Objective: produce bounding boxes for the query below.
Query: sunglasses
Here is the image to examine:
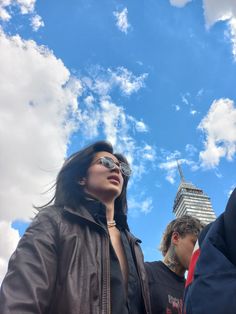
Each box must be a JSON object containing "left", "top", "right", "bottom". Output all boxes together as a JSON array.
[{"left": 93, "top": 156, "right": 132, "bottom": 177}]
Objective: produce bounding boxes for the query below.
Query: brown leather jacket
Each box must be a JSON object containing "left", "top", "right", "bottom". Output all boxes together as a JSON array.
[{"left": 0, "top": 203, "right": 151, "bottom": 314}]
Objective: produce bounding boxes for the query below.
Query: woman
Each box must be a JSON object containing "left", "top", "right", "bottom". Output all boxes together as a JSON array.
[{"left": 0, "top": 141, "right": 151, "bottom": 314}]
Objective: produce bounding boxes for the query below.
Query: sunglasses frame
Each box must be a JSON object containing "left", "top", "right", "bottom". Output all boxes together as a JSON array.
[{"left": 93, "top": 156, "right": 132, "bottom": 177}]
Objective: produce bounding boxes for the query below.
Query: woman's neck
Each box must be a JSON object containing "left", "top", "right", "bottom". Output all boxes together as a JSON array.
[{"left": 104, "top": 201, "right": 115, "bottom": 222}]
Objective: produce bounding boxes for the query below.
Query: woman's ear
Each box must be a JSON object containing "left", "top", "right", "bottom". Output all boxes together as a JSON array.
[{"left": 78, "top": 178, "right": 86, "bottom": 186}]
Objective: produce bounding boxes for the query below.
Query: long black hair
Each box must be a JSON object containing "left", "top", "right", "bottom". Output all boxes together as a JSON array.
[{"left": 40, "top": 141, "right": 130, "bottom": 215}]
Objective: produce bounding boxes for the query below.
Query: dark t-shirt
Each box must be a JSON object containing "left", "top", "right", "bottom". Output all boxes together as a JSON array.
[
  {"left": 110, "top": 230, "right": 145, "bottom": 314},
  {"left": 145, "top": 261, "right": 185, "bottom": 314}
]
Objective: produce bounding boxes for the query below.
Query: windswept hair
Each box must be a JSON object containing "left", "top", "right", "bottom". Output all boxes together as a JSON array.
[
  {"left": 38, "top": 140, "right": 130, "bottom": 215},
  {"left": 160, "top": 215, "right": 204, "bottom": 256}
]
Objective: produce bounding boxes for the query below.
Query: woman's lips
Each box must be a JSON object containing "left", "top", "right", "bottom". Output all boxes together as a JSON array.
[{"left": 107, "top": 175, "right": 120, "bottom": 184}]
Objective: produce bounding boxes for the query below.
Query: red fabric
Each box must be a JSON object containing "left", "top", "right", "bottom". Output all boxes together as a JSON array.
[{"left": 185, "top": 244, "right": 200, "bottom": 288}]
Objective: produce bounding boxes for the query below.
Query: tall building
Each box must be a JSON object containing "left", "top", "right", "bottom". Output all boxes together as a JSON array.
[{"left": 173, "top": 161, "right": 216, "bottom": 225}]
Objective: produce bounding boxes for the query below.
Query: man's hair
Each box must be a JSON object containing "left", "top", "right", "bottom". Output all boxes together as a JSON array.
[
  {"left": 38, "top": 140, "right": 130, "bottom": 215},
  {"left": 160, "top": 215, "right": 204, "bottom": 256}
]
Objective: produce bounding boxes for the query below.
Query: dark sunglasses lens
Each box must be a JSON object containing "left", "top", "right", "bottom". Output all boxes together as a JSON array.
[
  {"left": 120, "top": 162, "right": 132, "bottom": 176},
  {"left": 101, "top": 157, "right": 115, "bottom": 169},
  {"left": 100, "top": 157, "right": 131, "bottom": 176}
]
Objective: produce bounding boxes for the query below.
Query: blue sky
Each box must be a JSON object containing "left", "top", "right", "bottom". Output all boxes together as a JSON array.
[{"left": 1, "top": 0, "right": 236, "bottom": 282}]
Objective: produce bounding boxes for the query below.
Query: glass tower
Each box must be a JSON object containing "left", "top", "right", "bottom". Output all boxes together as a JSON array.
[{"left": 173, "top": 162, "right": 216, "bottom": 225}]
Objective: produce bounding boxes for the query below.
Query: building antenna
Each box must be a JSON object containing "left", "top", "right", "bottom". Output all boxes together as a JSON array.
[{"left": 176, "top": 159, "right": 185, "bottom": 182}]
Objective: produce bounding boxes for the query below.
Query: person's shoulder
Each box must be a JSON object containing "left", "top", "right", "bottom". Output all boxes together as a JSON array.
[
  {"left": 145, "top": 260, "right": 162, "bottom": 268},
  {"left": 31, "top": 205, "right": 64, "bottom": 227},
  {"left": 145, "top": 261, "right": 163, "bottom": 276}
]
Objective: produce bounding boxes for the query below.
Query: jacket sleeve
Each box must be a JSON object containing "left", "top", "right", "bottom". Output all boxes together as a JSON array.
[{"left": 0, "top": 208, "right": 60, "bottom": 314}]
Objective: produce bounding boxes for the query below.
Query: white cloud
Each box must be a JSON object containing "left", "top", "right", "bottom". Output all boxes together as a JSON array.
[
  {"left": 185, "top": 144, "right": 198, "bottom": 156},
  {"left": 0, "top": 222, "right": 20, "bottom": 283},
  {"left": 203, "top": 0, "right": 236, "bottom": 27},
  {"left": 109, "top": 67, "right": 148, "bottom": 96},
  {"left": 129, "top": 196, "right": 153, "bottom": 217},
  {"left": 181, "top": 93, "right": 190, "bottom": 105},
  {"left": 0, "top": 0, "right": 44, "bottom": 32},
  {"left": 169, "top": 0, "right": 192, "bottom": 8},
  {"left": 142, "top": 144, "right": 156, "bottom": 161},
  {"left": 100, "top": 98, "right": 126, "bottom": 146},
  {"left": 86, "top": 66, "right": 147, "bottom": 97},
  {"left": 31, "top": 14, "right": 44, "bottom": 31},
  {"left": 0, "top": 31, "right": 82, "bottom": 222},
  {"left": 0, "top": 0, "right": 35, "bottom": 21},
  {"left": 228, "top": 17, "right": 236, "bottom": 58},
  {"left": 135, "top": 121, "right": 148, "bottom": 132},
  {"left": 202, "top": 0, "right": 236, "bottom": 59},
  {"left": 198, "top": 98, "right": 236, "bottom": 168},
  {"left": 0, "top": 2, "right": 11, "bottom": 21},
  {"left": 16, "top": 0, "right": 35, "bottom": 14},
  {"left": 113, "top": 8, "right": 130, "bottom": 34},
  {"left": 190, "top": 109, "right": 197, "bottom": 115},
  {"left": 175, "top": 105, "right": 180, "bottom": 111}
]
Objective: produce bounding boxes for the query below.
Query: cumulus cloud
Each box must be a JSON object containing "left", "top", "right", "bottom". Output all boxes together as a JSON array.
[
  {"left": 202, "top": 0, "right": 236, "bottom": 59},
  {"left": 0, "top": 0, "right": 35, "bottom": 21},
  {"left": 0, "top": 31, "right": 82, "bottom": 222},
  {"left": 113, "top": 8, "right": 130, "bottom": 34},
  {"left": 0, "top": 222, "right": 20, "bottom": 283},
  {"left": 198, "top": 98, "right": 236, "bottom": 168},
  {"left": 203, "top": 0, "right": 236, "bottom": 27},
  {"left": 31, "top": 14, "right": 44, "bottom": 31},
  {"left": 169, "top": 0, "right": 192, "bottom": 8},
  {"left": 0, "top": 1, "right": 11, "bottom": 21},
  {"left": 129, "top": 196, "right": 153, "bottom": 217}
]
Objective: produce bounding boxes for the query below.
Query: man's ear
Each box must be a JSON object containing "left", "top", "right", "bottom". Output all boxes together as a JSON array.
[
  {"left": 171, "top": 231, "right": 180, "bottom": 245},
  {"left": 78, "top": 178, "right": 86, "bottom": 186}
]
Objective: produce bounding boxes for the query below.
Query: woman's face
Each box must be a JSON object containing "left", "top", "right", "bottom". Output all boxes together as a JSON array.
[{"left": 82, "top": 151, "right": 124, "bottom": 203}]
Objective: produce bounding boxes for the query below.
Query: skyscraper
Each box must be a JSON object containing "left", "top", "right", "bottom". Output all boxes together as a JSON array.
[{"left": 173, "top": 161, "right": 216, "bottom": 225}]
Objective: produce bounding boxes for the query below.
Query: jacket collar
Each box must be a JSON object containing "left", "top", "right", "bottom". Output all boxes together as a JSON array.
[{"left": 63, "top": 196, "right": 129, "bottom": 231}]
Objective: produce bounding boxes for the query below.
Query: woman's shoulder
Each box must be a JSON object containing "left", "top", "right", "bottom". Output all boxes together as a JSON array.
[{"left": 31, "top": 205, "right": 65, "bottom": 228}]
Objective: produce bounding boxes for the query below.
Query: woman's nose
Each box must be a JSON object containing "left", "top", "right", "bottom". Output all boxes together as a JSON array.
[{"left": 111, "top": 164, "right": 121, "bottom": 174}]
